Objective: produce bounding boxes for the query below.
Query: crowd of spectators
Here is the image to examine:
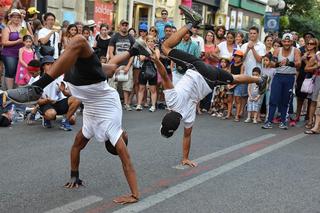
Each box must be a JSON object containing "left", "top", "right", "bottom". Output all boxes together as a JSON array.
[{"left": 0, "top": 7, "right": 320, "bottom": 135}]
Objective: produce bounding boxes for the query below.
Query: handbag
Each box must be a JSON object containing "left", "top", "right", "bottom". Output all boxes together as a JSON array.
[
  {"left": 114, "top": 66, "right": 129, "bottom": 82},
  {"left": 141, "top": 60, "right": 157, "bottom": 80},
  {"left": 301, "top": 76, "right": 315, "bottom": 94},
  {"left": 40, "top": 32, "right": 55, "bottom": 57}
]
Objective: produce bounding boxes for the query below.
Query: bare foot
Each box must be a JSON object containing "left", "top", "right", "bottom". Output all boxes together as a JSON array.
[
  {"left": 113, "top": 194, "right": 139, "bottom": 205},
  {"left": 181, "top": 159, "right": 197, "bottom": 167}
]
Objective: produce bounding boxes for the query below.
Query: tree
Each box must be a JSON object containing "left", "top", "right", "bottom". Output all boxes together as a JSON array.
[{"left": 282, "top": 0, "right": 320, "bottom": 37}]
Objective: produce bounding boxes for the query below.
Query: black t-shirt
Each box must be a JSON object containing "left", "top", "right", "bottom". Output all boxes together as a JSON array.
[
  {"left": 64, "top": 54, "right": 106, "bottom": 86},
  {"left": 231, "top": 63, "right": 242, "bottom": 75},
  {"left": 95, "top": 34, "right": 110, "bottom": 58},
  {"left": 108, "top": 33, "right": 135, "bottom": 65}
]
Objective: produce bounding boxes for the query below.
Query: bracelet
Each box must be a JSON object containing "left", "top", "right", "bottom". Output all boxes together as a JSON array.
[{"left": 71, "top": 170, "right": 79, "bottom": 178}]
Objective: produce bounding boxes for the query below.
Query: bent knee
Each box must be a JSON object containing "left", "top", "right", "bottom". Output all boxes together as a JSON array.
[{"left": 44, "top": 109, "right": 56, "bottom": 120}]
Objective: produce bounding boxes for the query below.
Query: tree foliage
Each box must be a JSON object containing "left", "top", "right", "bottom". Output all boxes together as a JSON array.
[{"left": 282, "top": 0, "right": 320, "bottom": 37}]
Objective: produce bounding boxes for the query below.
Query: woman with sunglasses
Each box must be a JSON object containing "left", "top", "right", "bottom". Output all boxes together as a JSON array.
[
  {"left": 303, "top": 38, "right": 320, "bottom": 130},
  {"left": 148, "top": 26, "right": 160, "bottom": 46}
]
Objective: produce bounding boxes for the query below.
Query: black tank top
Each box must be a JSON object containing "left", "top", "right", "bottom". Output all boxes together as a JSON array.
[
  {"left": 231, "top": 63, "right": 242, "bottom": 75},
  {"left": 64, "top": 54, "right": 106, "bottom": 86}
]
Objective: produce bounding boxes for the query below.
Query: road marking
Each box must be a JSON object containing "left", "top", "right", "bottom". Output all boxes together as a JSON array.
[
  {"left": 173, "top": 134, "right": 276, "bottom": 169},
  {"left": 113, "top": 133, "right": 305, "bottom": 213},
  {"left": 44, "top": 195, "right": 103, "bottom": 213}
]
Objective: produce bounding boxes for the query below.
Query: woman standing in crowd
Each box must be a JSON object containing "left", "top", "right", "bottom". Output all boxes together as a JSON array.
[
  {"left": 305, "top": 93, "right": 320, "bottom": 134},
  {"left": 304, "top": 38, "right": 320, "bottom": 130},
  {"left": 264, "top": 35, "right": 274, "bottom": 54},
  {"left": 128, "top": 27, "right": 137, "bottom": 39},
  {"left": 19, "top": 9, "right": 33, "bottom": 35},
  {"left": 132, "top": 23, "right": 148, "bottom": 106},
  {"left": 202, "top": 30, "right": 218, "bottom": 67},
  {"left": 31, "top": 19, "right": 42, "bottom": 57},
  {"left": 272, "top": 39, "right": 281, "bottom": 51},
  {"left": 215, "top": 31, "right": 239, "bottom": 60},
  {"left": 62, "top": 24, "right": 78, "bottom": 50},
  {"left": 235, "top": 31, "right": 245, "bottom": 47},
  {"left": 93, "top": 24, "right": 111, "bottom": 59},
  {"left": 15, "top": 35, "right": 36, "bottom": 86},
  {"left": 136, "top": 35, "right": 159, "bottom": 112},
  {"left": 1, "top": 9, "right": 25, "bottom": 89},
  {"left": 148, "top": 26, "right": 159, "bottom": 45},
  {"left": 199, "top": 30, "right": 218, "bottom": 113}
]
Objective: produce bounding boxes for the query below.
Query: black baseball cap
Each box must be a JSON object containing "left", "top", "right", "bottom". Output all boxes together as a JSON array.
[
  {"left": 0, "top": 115, "right": 11, "bottom": 127},
  {"left": 160, "top": 111, "right": 182, "bottom": 138},
  {"left": 303, "top": 31, "right": 315, "bottom": 39}
]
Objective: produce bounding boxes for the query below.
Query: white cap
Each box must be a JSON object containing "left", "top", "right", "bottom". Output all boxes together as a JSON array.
[
  {"left": 8, "top": 9, "right": 22, "bottom": 17},
  {"left": 282, "top": 33, "right": 293, "bottom": 41}
]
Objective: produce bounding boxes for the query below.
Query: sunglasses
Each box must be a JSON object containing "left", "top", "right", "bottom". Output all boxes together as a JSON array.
[
  {"left": 307, "top": 42, "right": 315, "bottom": 45},
  {"left": 150, "top": 30, "right": 157, "bottom": 32},
  {"left": 161, "top": 13, "right": 168, "bottom": 15},
  {"left": 139, "top": 30, "right": 147, "bottom": 33}
]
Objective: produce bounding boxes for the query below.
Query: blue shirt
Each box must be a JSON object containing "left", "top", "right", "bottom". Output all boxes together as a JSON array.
[
  {"left": 155, "top": 20, "right": 173, "bottom": 40},
  {"left": 173, "top": 40, "right": 201, "bottom": 72}
]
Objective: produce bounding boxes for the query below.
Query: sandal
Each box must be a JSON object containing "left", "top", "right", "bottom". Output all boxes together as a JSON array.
[
  {"left": 304, "top": 123, "right": 313, "bottom": 129},
  {"left": 304, "top": 129, "right": 320, "bottom": 134}
]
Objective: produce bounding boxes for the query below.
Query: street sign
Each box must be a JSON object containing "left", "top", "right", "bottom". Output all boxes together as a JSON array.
[{"left": 264, "top": 12, "right": 280, "bottom": 32}]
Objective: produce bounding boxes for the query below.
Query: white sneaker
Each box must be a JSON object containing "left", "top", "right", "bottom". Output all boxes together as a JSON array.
[
  {"left": 124, "top": 104, "right": 132, "bottom": 111},
  {"left": 135, "top": 105, "right": 143, "bottom": 111},
  {"left": 149, "top": 106, "right": 156, "bottom": 112},
  {"left": 253, "top": 119, "right": 258, "bottom": 124},
  {"left": 244, "top": 118, "right": 252, "bottom": 123}
]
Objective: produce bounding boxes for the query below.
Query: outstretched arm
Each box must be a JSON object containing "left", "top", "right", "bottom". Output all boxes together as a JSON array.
[{"left": 151, "top": 53, "right": 174, "bottom": 90}]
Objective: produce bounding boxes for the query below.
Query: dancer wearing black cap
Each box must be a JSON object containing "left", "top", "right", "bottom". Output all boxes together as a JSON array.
[
  {"left": 5, "top": 32, "right": 152, "bottom": 204},
  {"left": 153, "top": 5, "right": 269, "bottom": 167}
]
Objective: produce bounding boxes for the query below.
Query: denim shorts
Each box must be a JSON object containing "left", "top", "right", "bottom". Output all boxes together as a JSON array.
[
  {"left": 2, "top": 55, "right": 18, "bottom": 78},
  {"left": 234, "top": 84, "right": 248, "bottom": 97}
]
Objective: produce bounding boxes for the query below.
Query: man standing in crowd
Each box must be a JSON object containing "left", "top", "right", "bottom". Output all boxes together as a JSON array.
[
  {"left": 215, "top": 26, "right": 226, "bottom": 45},
  {"left": 108, "top": 19, "right": 135, "bottom": 111},
  {"left": 155, "top": 9, "right": 173, "bottom": 40},
  {"left": 241, "top": 26, "right": 266, "bottom": 76},
  {"left": 191, "top": 25, "right": 205, "bottom": 56},
  {"left": 172, "top": 30, "right": 201, "bottom": 85},
  {"left": 38, "top": 12, "right": 60, "bottom": 60},
  {"left": 262, "top": 33, "right": 301, "bottom": 130}
]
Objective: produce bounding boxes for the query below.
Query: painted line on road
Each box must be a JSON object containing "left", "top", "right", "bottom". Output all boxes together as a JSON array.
[
  {"left": 44, "top": 195, "right": 103, "bottom": 213},
  {"left": 173, "top": 133, "right": 276, "bottom": 169},
  {"left": 113, "top": 133, "right": 305, "bottom": 213}
]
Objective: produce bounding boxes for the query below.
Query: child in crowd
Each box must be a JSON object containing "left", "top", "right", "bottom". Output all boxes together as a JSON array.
[
  {"left": 15, "top": 35, "right": 36, "bottom": 86},
  {"left": 261, "top": 53, "right": 275, "bottom": 120},
  {"left": 25, "top": 59, "right": 41, "bottom": 124},
  {"left": 211, "top": 57, "right": 230, "bottom": 117},
  {"left": 245, "top": 67, "right": 264, "bottom": 123},
  {"left": 231, "top": 50, "right": 246, "bottom": 122}
]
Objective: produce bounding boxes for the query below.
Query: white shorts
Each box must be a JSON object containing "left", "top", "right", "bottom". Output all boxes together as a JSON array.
[{"left": 82, "top": 113, "right": 123, "bottom": 146}]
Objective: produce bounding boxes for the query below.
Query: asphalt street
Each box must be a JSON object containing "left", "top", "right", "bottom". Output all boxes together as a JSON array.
[{"left": 0, "top": 110, "right": 320, "bottom": 213}]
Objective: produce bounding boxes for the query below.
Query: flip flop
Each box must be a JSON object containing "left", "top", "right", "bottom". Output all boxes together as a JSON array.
[{"left": 304, "top": 130, "right": 320, "bottom": 135}]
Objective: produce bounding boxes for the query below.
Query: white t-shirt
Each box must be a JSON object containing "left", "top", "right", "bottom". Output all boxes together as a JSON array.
[
  {"left": 164, "top": 69, "right": 211, "bottom": 128},
  {"left": 67, "top": 81, "right": 123, "bottom": 145},
  {"left": 28, "top": 76, "right": 40, "bottom": 85},
  {"left": 241, "top": 41, "right": 266, "bottom": 76},
  {"left": 42, "top": 75, "right": 66, "bottom": 101},
  {"left": 38, "top": 27, "right": 60, "bottom": 59},
  {"left": 217, "top": 41, "right": 239, "bottom": 59},
  {"left": 191, "top": 35, "right": 205, "bottom": 53}
]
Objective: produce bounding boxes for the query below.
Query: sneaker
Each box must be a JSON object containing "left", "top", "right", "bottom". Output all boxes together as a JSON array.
[
  {"left": 179, "top": 5, "right": 203, "bottom": 26},
  {"left": 289, "top": 119, "right": 297, "bottom": 127},
  {"left": 272, "top": 117, "right": 281, "bottom": 124},
  {"left": 6, "top": 85, "right": 43, "bottom": 104},
  {"left": 244, "top": 118, "right": 252, "bottom": 123},
  {"left": 42, "top": 118, "right": 52, "bottom": 128},
  {"left": 258, "top": 75, "right": 269, "bottom": 95},
  {"left": 253, "top": 119, "right": 258, "bottom": 124},
  {"left": 124, "top": 104, "right": 132, "bottom": 111},
  {"left": 279, "top": 122, "right": 288, "bottom": 130},
  {"left": 149, "top": 106, "right": 156, "bottom": 112},
  {"left": 60, "top": 119, "right": 72, "bottom": 131},
  {"left": 135, "top": 105, "right": 143, "bottom": 111},
  {"left": 131, "top": 38, "right": 152, "bottom": 57},
  {"left": 262, "top": 122, "right": 273, "bottom": 129}
]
